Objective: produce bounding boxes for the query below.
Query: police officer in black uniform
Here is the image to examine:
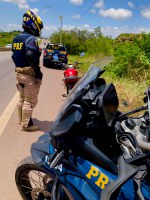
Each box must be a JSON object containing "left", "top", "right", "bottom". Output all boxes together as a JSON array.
[{"left": 12, "top": 10, "right": 43, "bottom": 131}]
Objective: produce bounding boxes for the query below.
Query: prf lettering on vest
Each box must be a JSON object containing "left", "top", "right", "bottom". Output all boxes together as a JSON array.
[
  {"left": 13, "top": 43, "right": 23, "bottom": 50},
  {"left": 86, "top": 166, "right": 109, "bottom": 189}
]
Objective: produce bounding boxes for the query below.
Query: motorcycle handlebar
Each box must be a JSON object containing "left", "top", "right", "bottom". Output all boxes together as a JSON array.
[
  {"left": 115, "top": 122, "right": 142, "bottom": 155},
  {"left": 117, "top": 132, "right": 140, "bottom": 153},
  {"left": 118, "top": 105, "right": 148, "bottom": 121}
]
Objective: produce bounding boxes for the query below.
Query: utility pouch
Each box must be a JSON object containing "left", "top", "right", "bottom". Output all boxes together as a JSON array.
[{"left": 15, "top": 67, "right": 35, "bottom": 76}]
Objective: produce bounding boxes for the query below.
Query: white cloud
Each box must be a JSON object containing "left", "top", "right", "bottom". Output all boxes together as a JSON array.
[
  {"left": 128, "top": 2, "right": 135, "bottom": 8},
  {"left": 41, "top": 24, "right": 95, "bottom": 38},
  {"left": 99, "top": 8, "right": 132, "bottom": 19},
  {"left": 2, "top": 23, "right": 150, "bottom": 39},
  {"left": 72, "top": 14, "right": 81, "bottom": 19},
  {"left": 42, "top": 9, "right": 48, "bottom": 15},
  {"left": 0, "top": 0, "right": 29, "bottom": 10},
  {"left": 43, "top": 25, "right": 58, "bottom": 33},
  {"left": 40, "top": 24, "right": 119, "bottom": 38},
  {"left": 141, "top": 7, "right": 150, "bottom": 19},
  {"left": 0, "top": 23, "right": 22, "bottom": 32},
  {"left": 94, "top": 0, "right": 104, "bottom": 8},
  {"left": 70, "top": 0, "right": 83, "bottom": 5},
  {"left": 101, "top": 25, "right": 150, "bottom": 38},
  {"left": 0, "top": 0, "right": 17, "bottom": 2},
  {"left": 19, "top": 3, "right": 29, "bottom": 10},
  {"left": 83, "top": 24, "right": 90, "bottom": 29},
  {"left": 30, "top": 8, "right": 39, "bottom": 14},
  {"left": 62, "top": 25, "right": 75, "bottom": 30},
  {"left": 101, "top": 26, "right": 130, "bottom": 38},
  {"left": 31, "top": 24, "right": 150, "bottom": 38},
  {"left": 43, "top": 24, "right": 149, "bottom": 39},
  {"left": 90, "top": 9, "right": 96, "bottom": 14}
]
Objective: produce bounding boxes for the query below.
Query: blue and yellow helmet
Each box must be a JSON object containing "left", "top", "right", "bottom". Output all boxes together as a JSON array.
[{"left": 22, "top": 10, "right": 43, "bottom": 36}]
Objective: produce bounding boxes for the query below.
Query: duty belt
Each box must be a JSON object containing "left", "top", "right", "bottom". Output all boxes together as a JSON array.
[{"left": 15, "top": 67, "right": 35, "bottom": 76}]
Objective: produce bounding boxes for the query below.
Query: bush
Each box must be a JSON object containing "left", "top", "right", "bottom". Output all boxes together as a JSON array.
[
  {"left": 50, "top": 27, "right": 113, "bottom": 57},
  {"left": 106, "top": 40, "right": 150, "bottom": 80},
  {"left": 0, "top": 31, "right": 21, "bottom": 47}
]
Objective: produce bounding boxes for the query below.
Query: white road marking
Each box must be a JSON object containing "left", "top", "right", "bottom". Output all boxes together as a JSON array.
[{"left": 0, "top": 92, "right": 18, "bottom": 135}]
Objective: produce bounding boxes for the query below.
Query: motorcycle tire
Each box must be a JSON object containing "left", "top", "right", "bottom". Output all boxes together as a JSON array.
[
  {"left": 67, "top": 85, "right": 72, "bottom": 94},
  {"left": 15, "top": 156, "right": 54, "bottom": 200}
]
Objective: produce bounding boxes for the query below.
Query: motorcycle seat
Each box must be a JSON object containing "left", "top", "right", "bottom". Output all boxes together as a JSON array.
[{"left": 64, "top": 76, "right": 79, "bottom": 80}]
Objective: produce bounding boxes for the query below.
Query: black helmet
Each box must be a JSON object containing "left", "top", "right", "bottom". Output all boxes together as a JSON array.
[{"left": 22, "top": 10, "right": 43, "bottom": 36}]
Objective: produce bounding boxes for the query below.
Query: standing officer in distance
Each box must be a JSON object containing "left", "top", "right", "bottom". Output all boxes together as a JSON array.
[{"left": 12, "top": 10, "right": 43, "bottom": 131}]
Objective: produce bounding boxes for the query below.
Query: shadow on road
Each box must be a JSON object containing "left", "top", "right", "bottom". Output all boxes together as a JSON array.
[{"left": 33, "top": 118, "right": 53, "bottom": 132}]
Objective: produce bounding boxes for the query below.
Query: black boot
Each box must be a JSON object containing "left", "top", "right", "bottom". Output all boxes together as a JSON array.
[{"left": 22, "top": 112, "right": 39, "bottom": 132}]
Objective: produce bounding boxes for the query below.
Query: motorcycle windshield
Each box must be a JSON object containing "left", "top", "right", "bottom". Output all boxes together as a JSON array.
[{"left": 53, "top": 56, "right": 113, "bottom": 126}]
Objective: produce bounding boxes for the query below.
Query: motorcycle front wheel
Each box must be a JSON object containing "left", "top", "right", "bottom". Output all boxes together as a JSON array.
[{"left": 15, "top": 156, "right": 54, "bottom": 200}]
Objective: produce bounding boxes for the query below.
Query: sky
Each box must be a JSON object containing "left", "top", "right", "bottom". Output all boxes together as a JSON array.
[{"left": 1, "top": 0, "right": 150, "bottom": 38}]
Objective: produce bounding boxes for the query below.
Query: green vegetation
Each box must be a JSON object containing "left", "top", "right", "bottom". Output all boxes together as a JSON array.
[
  {"left": 68, "top": 53, "right": 147, "bottom": 113},
  {"left": 106, "top": 33, "right": 150, "bottom": 83},
  {"left": 50, "top": 29, "right": 150, "bottom": 112},
  {"left": 50, "top": 26, "right": 113, "bottom": 56},
  {"left": 0, "top": 30, "right": 43, "bottom": 47},
  {"left": 0, "top": 31, "right": 21, "bottom": 47},
  {"left": 50, "top": 30, "right": 150, "bottom": 83}
]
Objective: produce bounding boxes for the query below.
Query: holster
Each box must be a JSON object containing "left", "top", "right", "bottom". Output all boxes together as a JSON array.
[{"left": 15, "top": 67, "right": 35, "bottom": 76}]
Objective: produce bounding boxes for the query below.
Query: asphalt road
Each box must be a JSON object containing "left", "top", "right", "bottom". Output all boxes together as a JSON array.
[
  {"left": 0, "top": 51, "right": 16, "bottom": 114},
  {"left": 0, "top": 51, "right": 66, "bottom": 199}
]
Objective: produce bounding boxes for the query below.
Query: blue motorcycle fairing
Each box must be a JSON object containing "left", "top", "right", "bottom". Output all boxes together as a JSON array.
[
  {"left": 31, "top": 132, "right": 54, "bottom": 165},
  {"left": 31, "top": 133, "right": 150, "bottom": 199},
  {"left": 141, "top": 181, "right": 150, "bottom": 200},
  {"left": 52, "top": 154, "right": 150, "bottom": 200},
  {"left": 66, "top": 175, "right": 98, "bottom": 200},
  {"left": 54, "top": 162, "right": 93, "bottom": 200},
  {"left": 76, "top": 156, "right": 139, "bottom": 200}
]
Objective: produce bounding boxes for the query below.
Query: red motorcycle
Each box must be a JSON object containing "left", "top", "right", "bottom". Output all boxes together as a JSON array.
[{"left": 63, "top": 62, "right": 82, "bottom": 94}]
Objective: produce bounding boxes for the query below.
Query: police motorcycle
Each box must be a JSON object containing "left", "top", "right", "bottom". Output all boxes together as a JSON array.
[{"left": 15, "top": 56, "right": 150, "bottom": 200}]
